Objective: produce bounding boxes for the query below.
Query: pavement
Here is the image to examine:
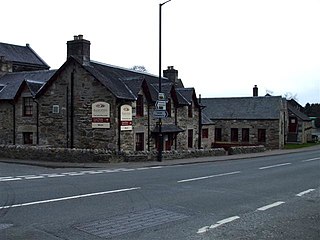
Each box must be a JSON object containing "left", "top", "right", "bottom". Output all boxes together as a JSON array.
[{"left": 0, "top": 144, "right": 319, "bottom": 169}]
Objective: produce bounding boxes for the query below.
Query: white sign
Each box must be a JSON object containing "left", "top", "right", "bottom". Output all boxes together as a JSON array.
[
  {"left": 155, "top": 100, "right": 167, "bottom": 110},
  {"left": 121, "top": 104, "right": 132, "bottom": 131},
  {"left": 92, "top": 102, "right": 110, "bottom": 128}
]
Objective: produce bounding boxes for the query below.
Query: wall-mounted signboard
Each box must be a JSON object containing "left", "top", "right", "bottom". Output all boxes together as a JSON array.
[
  {"left": 92, "top": 102, "right": 110, "bottom": 128},
  {"left": 121, "top": 104, "right": 132, "bottom": 131}
]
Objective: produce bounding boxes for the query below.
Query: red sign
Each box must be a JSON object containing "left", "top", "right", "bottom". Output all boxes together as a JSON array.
[
  {"left": 92, "top": 117, "right": 110, "bottom": 123},
  {"left": 121, "top": 121, "right": 132, "bottom": 126}
]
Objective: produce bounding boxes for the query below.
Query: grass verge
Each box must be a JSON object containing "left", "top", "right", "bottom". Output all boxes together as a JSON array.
[{"left": 284, "top": 142, "right": 320, "bottom": 149}]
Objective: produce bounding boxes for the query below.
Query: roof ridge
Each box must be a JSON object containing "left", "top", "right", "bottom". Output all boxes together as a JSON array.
[{"left": 90, "top": 60, "right": 168, "bottom": 80}]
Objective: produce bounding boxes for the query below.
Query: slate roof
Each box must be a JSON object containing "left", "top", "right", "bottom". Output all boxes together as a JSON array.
[
  {"left": 176, "top": 88, "right": 198, "bottom": 106},
  {"left": 84, "top": 61, "right": 172, "bottom": 101},
  {"left": 202, "top": 96, "right": 284, "bottom": 120},
  {"left": 0, "top": 42, "right": 50, "bottom": 69},
  {"left": 288, "top": 102, "right": 311, "bottom": 121},
  {"left": 0, "top": 70, "right": 56, "bottom": 100},
  {"left": 201, "top": 112, "right": 214, "bottom": 125},
  {"left": 150, "top": 82, "right": 174, "bottom": 101}
]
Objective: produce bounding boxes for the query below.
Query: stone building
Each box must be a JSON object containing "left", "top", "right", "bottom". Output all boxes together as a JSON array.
[
  {"left": 0, "top": 36, "right": 212, "bottom": 152},
  {"left": 202, "top": 94, "right": 287, "bottom": 149},
  {"left": 287, "top": 100, "right": 312, "bottom": 143}
]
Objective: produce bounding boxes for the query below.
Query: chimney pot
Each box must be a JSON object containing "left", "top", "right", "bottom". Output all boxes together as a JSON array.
[
  {"left": 78, "top": 34, "right": 83, "bottom": 40},
  {"left": 253, "top": 85, "right": 258, "bottom": 97}
]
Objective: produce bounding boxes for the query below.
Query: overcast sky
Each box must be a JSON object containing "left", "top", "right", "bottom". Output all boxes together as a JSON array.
[{"left": 2, "top": 0, "right": 319, "bottom": 105}]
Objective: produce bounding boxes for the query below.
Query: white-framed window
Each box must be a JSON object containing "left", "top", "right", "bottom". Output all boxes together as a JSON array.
[{"left": 52, "top": 105, "right": 60, "bottom": 114}]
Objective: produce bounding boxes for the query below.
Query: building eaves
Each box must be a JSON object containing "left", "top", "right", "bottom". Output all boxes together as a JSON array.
[
  {"left": 288, "top": 103, "right": 311, "bottom": 121},
  {"left": 0, "top": 70, "right": 56, "bottom": 100}
]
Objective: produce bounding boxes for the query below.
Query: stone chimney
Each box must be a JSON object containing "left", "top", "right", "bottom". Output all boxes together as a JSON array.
[
  {"left": 253, "top": 85, "right": 258, "bottom": 97},
  {"left": 163, "top": 66, "right": 184, "bottom": 87},
  {"left": 67, "top": 35, "right": 91, "bottom": 65}
]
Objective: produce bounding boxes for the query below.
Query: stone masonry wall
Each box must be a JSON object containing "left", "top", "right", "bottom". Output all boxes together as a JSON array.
[
  {"left": 0, "top": 145, "right": 267, "bottom": 163},
  {"left": 38, "top": 61, "right": 118, "bottom": 149},
  {"left": 15, "top": 84, "right": 38, "bottom": 144},
  {"left": 214, "top": 119, "right": 282, "bottom": 149},
  {"left": 0, "top": 102, "right": 14, "bottom": 144},
  {"left": 176, "top": 104, "right": 200, "bottom": 150}
]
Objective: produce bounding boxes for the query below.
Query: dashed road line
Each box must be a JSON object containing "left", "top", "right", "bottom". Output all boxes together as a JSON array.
[
  {"left": 0, "top": 177, "right": 22, "bottom": 182},
  {"left": 21, "top": 175, "right": 44, "bottom": 180},
  {"left": 197, "top": 216, "right": 240, "bottom": 234},
  {"left": 0, "top": 166, "right": 166, "bottom": 182},
  {"left": 296, "top": 189, "right": 315, "bottom": 197},
  {"left": 302, "top": 157, "right": 320, "bottom": 162},
  {"left": 178, "top": 171, "right": 241, "bottom": 183},
  {"left": 41, "top": 174, "right": 66, "bottom": 178},
  {"left": 258, "top": 163, "right": 292, "bottom": 170},
  {"left": 256, "top": 201, "right": 285, "bottom": 211},
  {"left": 0, "top": 187, "right": 141, "bottom": 210}
]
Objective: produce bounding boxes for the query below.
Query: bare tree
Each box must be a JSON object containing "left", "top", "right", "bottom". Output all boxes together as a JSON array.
[
  {"left": 131, "top": 65, "right": 147, "bottom": 72},
  {"left": 283, "top": 92, "right": 298, "bottom": 101}
]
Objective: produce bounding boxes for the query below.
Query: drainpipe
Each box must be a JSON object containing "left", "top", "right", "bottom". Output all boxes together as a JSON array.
[
  {"left": 70, "top": 70, "right": 75, "bottom": 148},
  {"left": 174, "top": 106, "right": 177, "bottom": 150},
  {"left": 12, "top": 102, "right": 16, "bottom": 145},
  {"left": 147, "top": 104, "right": 150, "bottom": 151},
  {"left": 198, "top": 94, "right": 202, "bottom": 149},
  {"left": 66, "top": 86, "right": 69, "bottom": 148},
  {"left": 118, "top": 101, "right": 121, "bottom": 152},
  {"left": 33, "top": 99, "right": 39, "bottom": 145}
]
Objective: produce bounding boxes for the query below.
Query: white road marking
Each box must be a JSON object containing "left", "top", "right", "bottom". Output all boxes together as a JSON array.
[
  {"left": 150, "top": 166, "right": 163, "bottom": 169},
  {"left": 178, "top": 171, "right": 241, "bottom": 183},
  {"left": 121, "top": 169, "right": 135, "bottom": 172},
  {"left": 296, "top": 189, "right": 315, "bottom": 197},
  {"left": 302, "top": 157, "right": 320, "bottom": 162},
  {"left": 41, "top": 174, "right": 66, "bottom": 178},
  {"left": 257, "top": 201, "right": 285, "bottom": 211},
  {"left": 24, "top": 175, "right": 45, "bottom": 180},
  {"left": 259, "top": 163, "right": 292, "bottom": 170},
  {"left": 136, "top": 167, "right": 149, "bottom": 170},
  {"left": 0, "top": 165, "right": 168, "bottom": 183},
  {"left": 86, "top": 170, "right": 105, "bottom": 174},
  {"left": 197, "top": 216, "right": 240, "bottom": 234},
  {"left": 0, "top": 187, "right": 141, "bottom": 210},
  {"left": 0, "top": 177, "right": 22, "bottom": 182},
  {"left": 63, "top": 172, "right": 85, "bottom": 176}
]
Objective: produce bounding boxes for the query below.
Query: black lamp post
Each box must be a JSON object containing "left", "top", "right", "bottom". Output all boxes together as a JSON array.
[{"left": 158, "top": 0, "right": 172, "bottom": 162}]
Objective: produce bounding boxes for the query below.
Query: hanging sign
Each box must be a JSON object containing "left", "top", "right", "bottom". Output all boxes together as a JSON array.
[
  {"left": 121, "top": 104, "right": 132, "bottom": 131},
  {"left": 92, "top": 102, "right": 110, "bottom": 128}
]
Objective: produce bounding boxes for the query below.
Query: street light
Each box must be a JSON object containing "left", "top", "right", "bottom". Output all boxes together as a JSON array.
[{"left": 158, "top": 0, "right": 172, "bottom": 162}]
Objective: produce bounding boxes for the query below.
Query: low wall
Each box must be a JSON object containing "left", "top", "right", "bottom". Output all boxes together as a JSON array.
[
  {"left": 0, "top": 145, "right": 226, "bottom": 163},
  {"left": 0, "top": 145, "right": 266, "bottom": 163},
  {"left": 228, "top": 145, "right": 266, "bottom": 155}
]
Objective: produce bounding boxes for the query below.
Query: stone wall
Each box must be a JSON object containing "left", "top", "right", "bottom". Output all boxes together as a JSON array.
[
  {"left": 0, "top": 144, "right": 268, "bottom": 163},
  {"left": 228, "top": 145, "right": 266, "bottom": 155},
  {"left": 175, "top": 104, "right": 200, "bottom": 150},
  {"left": 15, "top": 85, "right": 38, "bottom": 144},
  {"left": 0, "top": 102, "right": 14, "bottom": 144},
  {"left": 38, "top": 61, "right": 118, "bottom": 149},
  {"left": 213, "top": 119, "right": 283, "bottom": 149},
  {"left": 0, "top": 145, "right": 227, "bottom": 163}
]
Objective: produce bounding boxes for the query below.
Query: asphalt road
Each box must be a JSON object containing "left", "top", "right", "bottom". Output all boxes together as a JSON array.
[{"left": 0, "top": 149, "right": 319, "bottom": 239}]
